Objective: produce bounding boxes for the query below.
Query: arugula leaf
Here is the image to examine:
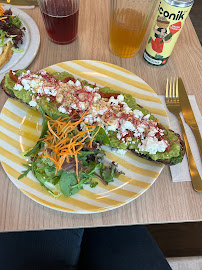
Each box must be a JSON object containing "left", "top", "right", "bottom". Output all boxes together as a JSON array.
[
  {"left": 18, "top": 163, "right": 32, "bottom": 179},
  {"left": 91, "top": 127, "right": 111, "bottom": 145},
  {"left": 9, "top": 16, "right": 22, "bottom": 28},
  {"left": 100, "top": 162, "right": 123, "bottom": 184},
  {"left": 78, "top": 149, "right": 105, "bottom": 166}
]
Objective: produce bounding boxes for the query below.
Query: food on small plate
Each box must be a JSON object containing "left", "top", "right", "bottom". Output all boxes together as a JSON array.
[
  {"left": 0, "top": 4, "right": 25, "bottom": 70},
  {"left": 0, "top": 41, "right": 13, "bottom": 69},
  {"left": 1, "top": 69, "right": 185, "bottom": 197}
]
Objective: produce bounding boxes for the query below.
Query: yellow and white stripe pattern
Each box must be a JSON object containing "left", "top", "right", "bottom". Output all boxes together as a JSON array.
[{"left": 0, "top": 60, "right": 168, "bottom": 213}]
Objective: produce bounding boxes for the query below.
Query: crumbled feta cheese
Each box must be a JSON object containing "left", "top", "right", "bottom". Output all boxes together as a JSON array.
[
  {"left": 144, "top": 114, "right": 150, "bottom": 120},
  {"left": 120, "top": 120, "right": 135, "bottom": 132},
  {"left": 117, "top": 94, "right": 124, "bottom": 102},
  {"left": 36, "top": 86, "right": 43, "bottom": 94},
  {"left": 85, "top": 86, "right": 95, "bottom": 92},
  {"left": 84, "top": 114, "right": 94, "bottom": 124},
  {"left": 116, "top": 132, "right": 122, "bottom": 140},
  {"left": 137, "top": 123, "right": 146, "bottom": 133},
  {"left": 58, "top": 106, "right": 67, "bottom": 113},
  {"left": 148, "top": 127, "right": 158, "bottom": 137},
  {"left": 21, "top": 79, "right": 30, "bottom": 90},
  {"left": 39, "top": 70, "right": 46, "bottom": 75},
  {"left": 93, "top": 87, "right": 99, "bottom": 92},
  {"left": 71, "top": 103, "right": 77, "bottom": 109},
  {"left": 91, "top": 106, "right": 108, "bottom": 115},
  {"left": 138, "top": 137, "right": 168, "bottom": 155},
  {"left": 160, "top": 129, "right": 164, "bottom": 136},
  {"left": 75, "top": 80, "right": 81, "bottom": 87},
  {"left": 106, "top": 125, "right": 117, "bottom": 132},
  {"left": 133, "top": 109, "right": 144, "bottom": 119},
  {"left": 30, "top": 80, "right": 37, "bottom": 88},
  {"left": 123, "top": 104, "right": 132, "bottom": 114},
  {"left": 43, "top": 87, "right": 57, "bottom": 96},
  {"left": 108, "top": 96, "right": 119, "bottom": 106},
  {"left": 68, "top": 80, "right": 75, "bottom": 85},
  {"left": 29, "top": 100, "right": 37, "bottom": 107},
  {"left": 79, "top": 102, "right": 86, "bottom": 110},
  {"left": 84, "top": 115, "right": 101, "bottom": 124},
  {"left": 14, "top": 84, "right": 23, "bottom": 91},
  {"left": 93, "top": 93, "right": 101, "bottom": 103},
  {"left": 121, "top": 131, "right": 128, "bottom": 137}
]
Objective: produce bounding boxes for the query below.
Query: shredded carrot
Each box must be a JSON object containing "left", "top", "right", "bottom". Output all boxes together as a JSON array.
[
  {"left": 0, "top": 17, "right": 7, "bottom": 21},
  {"left": 0, "top": 4, "right": 5, "bottom": 17},
  {"left": 39, "top": 111, "right": 100, "bottom": 182},
  {"left": 89, "top": 123, "right": 102, "bottom": 148},
  {"left": 0, "top": 5, "right": 13, "bottom": 20},
  {"left": 47, "top": 121, "right": 61, "bottom": 140}
]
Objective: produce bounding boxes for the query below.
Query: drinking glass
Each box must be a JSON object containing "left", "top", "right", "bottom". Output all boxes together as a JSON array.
[
  {"left": 37, "top": 0, "right": 79, "bottom": 44},
  {"left": 109, "top": 0, "right": 157, "bottom": 58}
]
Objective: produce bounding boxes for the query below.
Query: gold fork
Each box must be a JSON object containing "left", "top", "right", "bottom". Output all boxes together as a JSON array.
[{"left": 166, "top": 77, "right": 202, "bottom": 192}]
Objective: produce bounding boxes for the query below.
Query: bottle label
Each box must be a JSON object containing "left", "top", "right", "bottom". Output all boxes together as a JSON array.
[{"left": 144, "top": 0, "right": 193, "bottom": 66}]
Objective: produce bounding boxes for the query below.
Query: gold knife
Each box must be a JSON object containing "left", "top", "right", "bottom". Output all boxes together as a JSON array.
[
  {"left": 1, "top": 0, "right": 38, "bottom": 5},
  {"left": 178, "top": 78, "right": 202, "bottom": 161}
]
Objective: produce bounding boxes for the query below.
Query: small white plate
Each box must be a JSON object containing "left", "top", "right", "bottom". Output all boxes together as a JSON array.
[{"left": 0, "top": 4, "right": 40, "bottom": 81}]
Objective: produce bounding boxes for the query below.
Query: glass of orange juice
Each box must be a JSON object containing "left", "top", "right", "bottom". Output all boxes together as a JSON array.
[{"left": 109, "top": 0, "right": 157, "bottom": 58}]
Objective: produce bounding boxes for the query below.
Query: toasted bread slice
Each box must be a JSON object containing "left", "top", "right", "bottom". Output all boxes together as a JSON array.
[
  {"left": 0, "top": 41, "right": 13, "bottom": 70},
  {"left": 1, "top": 69, "right": 185, "bottom": 165}
]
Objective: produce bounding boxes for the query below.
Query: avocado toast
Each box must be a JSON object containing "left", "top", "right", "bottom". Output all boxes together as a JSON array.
[{"left": 2, "top": 69, "right": 185, "bottom": 166}]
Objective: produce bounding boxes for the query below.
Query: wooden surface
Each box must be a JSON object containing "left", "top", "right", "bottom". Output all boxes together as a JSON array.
[
  {"left": 147, "top": 222, "right": 202, "bottom": 257},
  {"left": 0, "top": 0, "right": 202, "bottom": 232}
]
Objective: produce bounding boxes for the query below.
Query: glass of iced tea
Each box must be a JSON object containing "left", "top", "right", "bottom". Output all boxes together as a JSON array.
[
  {"left": 37, "top": 0, "right": 79, "bottom": 44},
  {"left": 109, "top": 0, "right": 157, "bottom": 58}
]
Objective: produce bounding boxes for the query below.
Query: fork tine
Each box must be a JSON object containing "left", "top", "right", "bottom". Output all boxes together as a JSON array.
[
  {"left": 176, "top": 77, "right": 179, "bottom": 99},
  {"left": 166, "top": 78, "right": 169, "bottom": 100},
  {"left": 173, "top": 77, "right": 176, "bottom": 102},
  {"left": 169, "top": 77, "right": 172, "bottom": 101}
]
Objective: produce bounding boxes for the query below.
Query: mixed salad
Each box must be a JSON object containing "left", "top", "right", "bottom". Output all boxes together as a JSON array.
[
  {"left": 19, "top": 108, "right": 123, "bottom": 198},
  {"left": 0, "top": 4, "right": 25, "bottom": 54}
]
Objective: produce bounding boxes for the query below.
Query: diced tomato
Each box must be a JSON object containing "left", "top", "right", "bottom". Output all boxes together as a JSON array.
[
  {"left": 98, "top": 90, "right": 119, "bottom": 99},
  {"left": 9, "top": 70, "right": 18, "bottom": 83},
  {"left": 61, "top": 77, "right": 76, "bottom": 83}
]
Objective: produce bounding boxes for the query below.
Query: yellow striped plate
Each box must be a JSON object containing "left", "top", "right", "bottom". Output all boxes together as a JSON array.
[{"left": 0, "top": 60, "right": 168, "bottom": 214}]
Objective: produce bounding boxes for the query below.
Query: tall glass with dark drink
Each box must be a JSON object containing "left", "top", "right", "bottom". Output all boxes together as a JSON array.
[{"left": 37, "top": 0, "right": 79, "bottom": 44}]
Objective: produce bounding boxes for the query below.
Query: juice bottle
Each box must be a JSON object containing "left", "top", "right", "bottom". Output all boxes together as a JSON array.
[{"left": 143, "top": 0, "right": 194, "bottom": 66}]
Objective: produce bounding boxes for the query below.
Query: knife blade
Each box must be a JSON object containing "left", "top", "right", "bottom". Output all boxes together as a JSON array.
[{"left": 178, "top": 77, "right": 202, "bottom": 161}]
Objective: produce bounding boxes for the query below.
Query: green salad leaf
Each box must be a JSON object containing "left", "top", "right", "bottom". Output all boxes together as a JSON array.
[
  {"left": 59, "top": 171, "right": 79, "bottom": 197},
  {"left": 9, "top": 16, "right": 22, "bottom": 28}
]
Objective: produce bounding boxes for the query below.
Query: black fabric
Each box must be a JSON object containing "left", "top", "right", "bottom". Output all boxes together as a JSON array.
[
  {"left": 0, "top": 228, "right": 84, "bottom": 270},
  {"left": 78, "top": 225, "right": 172, "bottom": 270},
  {"left": 0, "top": 225, "right": 171, "bottom": 270}
]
